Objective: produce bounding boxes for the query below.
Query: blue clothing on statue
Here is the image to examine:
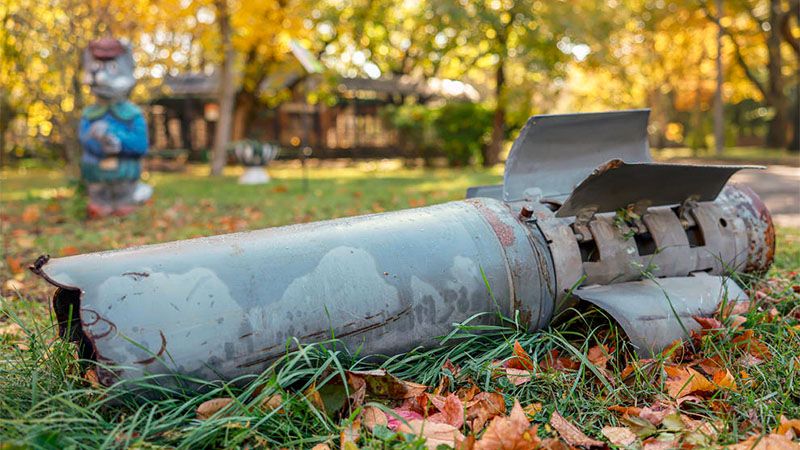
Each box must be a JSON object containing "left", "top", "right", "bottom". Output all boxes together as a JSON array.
[{"left": 79, "top": 101, "right": 148, "bottom": 183}]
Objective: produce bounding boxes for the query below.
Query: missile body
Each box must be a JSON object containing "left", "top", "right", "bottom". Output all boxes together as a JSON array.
[{"left": 33, "top": 110, "right": 775, "bottom": 388}]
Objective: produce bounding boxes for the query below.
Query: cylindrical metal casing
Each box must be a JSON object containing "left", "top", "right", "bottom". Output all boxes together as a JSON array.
[{"left": 37, "top": 198, "right": 555, "bottom": 386}]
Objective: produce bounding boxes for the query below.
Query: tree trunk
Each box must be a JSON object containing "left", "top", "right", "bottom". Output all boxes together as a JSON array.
[
  {"left": 765, "top": 0, "right": 786, "bottom": 149},
  {"left": 232, "top": 89, "right": 257, "bottom": 141},
  {"left": 211, "top": 0, "right": 236, "bottom": 176},
  {"left": 485, "top": 57, "right": 505, "bottom": 167},
  {"left": 713, "top": 0, "right": 724, "bottom": 155}
]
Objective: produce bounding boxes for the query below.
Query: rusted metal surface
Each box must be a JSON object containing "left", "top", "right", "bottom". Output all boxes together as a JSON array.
[
  {"left": 575, "top": 273, "right": 746, "bottom": 356},
  {"left": 32, "top": 109, "right": 776, "bottom": 389},
  {"left": 718, "top": 183, "right": 776, "bottom": 273}
]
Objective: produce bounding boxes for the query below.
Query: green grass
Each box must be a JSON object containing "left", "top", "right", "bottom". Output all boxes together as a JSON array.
[{"left": 1, "top": 164, "right": 798, "bottom": 449}]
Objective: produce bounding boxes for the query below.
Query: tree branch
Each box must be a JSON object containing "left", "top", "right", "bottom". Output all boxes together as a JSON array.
[
  {"left": 699, "top": 0, "right": 769, "bottom": 99},
  {"left": 781, "top": 0, "right": 800, "bottom": 56}
]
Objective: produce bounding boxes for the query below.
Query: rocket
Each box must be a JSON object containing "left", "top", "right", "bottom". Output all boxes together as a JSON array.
[{"left": 32, "top": 110, "right": 774, "bottom": 388}]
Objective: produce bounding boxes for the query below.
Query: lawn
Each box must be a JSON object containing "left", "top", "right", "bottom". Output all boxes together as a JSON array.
[{"left": 1, "top": 163, "right": 798, "bottom": 449}]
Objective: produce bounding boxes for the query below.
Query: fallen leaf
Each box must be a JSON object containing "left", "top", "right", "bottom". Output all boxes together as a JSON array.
[
  {"left": 696, "top": 356, "right": 723, "bottom": 376},
  {"left": 59, "top": 245, "right": 80, "bottom": 256},
  {"left": 608, "top": 405, "right": 642, "bottom": 417},
  {"left": 549, "top": 410, "right": 604, "bottom": 448},
  {"left": 712, "top": 368, "right": 738, "bottom": 391},
  {"left": 3, "top": 279, "right": 24, "bottom": 291},
  {"left": 310, "top": 444, "right": 331, "bottom": 450},
  {"left": 362, "top": 406, "right": 388, "bottom": 431},
  {"left": 728, "top": 433, "right": 800, "bottom": 450},
  {"left": 620, "top": 415, "right": 657, "bottom": 438},
  {"left": 732, "top": 330, "right": 772, "bottom": 360},
  {"left": 475, "top": 400, "right": 540, "bottom": 450},
  {"left": 196, "top": 397, "right": 235, "bottom": 419},
  {"left": 5, "top": 256, "right": 23, "bottom": 275},
  {"left": 663, "top": 365, "right": 716, "bottom": 399},
  {"left": 259, "top": 393, "right": 283, "bottom": 413},
  {"left": 776, "top": 416, "right": 800, "bottom": 439},
  {"left": 539, "top": 349, "right": 578, "bottom": 372},
  {"left": 21, "top": 205, "right": 41, "bottom": 224},
  {"left": 523, "top": 403, "right": 542, "bottom": 417},
  {"left": 398, "top": 419, "right": 465, "bottom": 450},
  {"left": 587, "top": 345, "right": 611, "bottom": 369},
  {"left": 340, "top": 419, "right": 360, "bottom": 447},
  {"left": 428, "top": 393, "right": 465, "bottom": 428},
  {"left": 602, "top": 426, "right": 638, "bottom": 447},
  {"left": 719, "top": 300, "right": 751, "bottom": 316},
  {"left": 642, "top": 436, "right": 678, "bottom": 450},
  {"left": 639, "top": 402, "right": 677, "bottom": 426},
  {"left": 729, "top": 315, "right": 748, "bottom": 329},
  {"left": 507, "top": 340, "right": 534, "bottom": 370},
  {"left": 347, "top": 369, "right": 427, "bottom": 400},
  {"left": 693, "top": 316, "right": 724, "bottom": 330},
  {"left": 386, "top": 407, "right": 424, "bottom": 431},
  {"left": 504, "top": 367, "right": 533, "bottom": 386},
  {"left": 465, "top": 391, "right": 506, "bottom": 431},
  {"left": 84, "top": 369, "right": 101, "bottom": 388}
]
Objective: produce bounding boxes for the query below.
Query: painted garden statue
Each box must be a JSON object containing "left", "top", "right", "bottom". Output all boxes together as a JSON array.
[{"left": 79, "top": 37, "right": 152, "bottom": 218}]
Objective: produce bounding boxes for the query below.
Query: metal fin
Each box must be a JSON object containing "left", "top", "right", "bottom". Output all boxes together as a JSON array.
[
  {"left": 573, "top": 274, "right": 746, "bottom": 357},
  {"left": 503, "top": 109, "right": 652, "bottom": 202},
  {"left": 555, "top": 161, "right": 762, "bottom": 217}
]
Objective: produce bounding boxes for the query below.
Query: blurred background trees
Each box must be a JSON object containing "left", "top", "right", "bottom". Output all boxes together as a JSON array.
[{"left": 1, "top": 0, "right": 798, "bottom": 169}]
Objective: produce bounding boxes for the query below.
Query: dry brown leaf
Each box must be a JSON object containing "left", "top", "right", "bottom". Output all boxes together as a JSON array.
[
  {"left": 587, "top": 345, "right": 611, "bottom": 369},
  {"left": 728, "top": 433, "right": 800, "bottom": 450},
  {"left": 730, "top": 315, "right": 748, "bottom": 329},
  {"left": 259, "top": 393, "right": 283, "bottom": 413},
  {"left": 696, "top": 356, "right": 723, "bottom": 376},
  {"left": 428, "top": 393, "right": 465, "bottom": 429},
  {"left": 549, "top": 410, "right": 604, "bottom": 448},
  {"left": 601, "top": 426, "right": 638, "bottom": 447},
  {"left": 5, "top": 256, "right": 23, "bottom": 275},
  {"left": 340, "top": 419, "right": 360, "bottom": 447},
  {"left": 474, "top": 400, "right": 540, "bottom": 450},
  {"left": 712, "top": 368, "right": 738, "bottom": 391},
  {"left": 3, "top": 279, "right": 24, "bottom": 292},
  {"left": 84, "top": 369, "right": 101, "bottom": 388},
  {"left": 362, "top": 406, "right": 388, "bottom": 431},
  {"left": 310, "top": 444, "right": 331, "bottom": 450},
  {"left": 398, "top": 419, "right": 465, "bottom": 450},
  {"left": 504, "top": 367, "right": 533, "bottom": 386},
  {"left": 608, "top": 405, "right": 642, "bottom": 417},
  {"left": 523, "top": 403, "right": 542, "bottom": 417},
  {"left": 776, "top": 416, "right": 800, "bottom": 439},
  {"left": 347, "top": 369, "right": 427, "bottom": 400},
  {"left": 59, "top": 245, "right": 80, "bottom": 256},
  {"left": 693, "top": 315, "right": 724, "bottom": 330},
  {"left": 639, "top": 402, "right": 677, "bottom": 426},
  {"left": 304, "top": 383, "right": 327, "bottom": 413},
  {"left": 196, "top": 397, "right": 234, "bottom": 420},
  {"left": 466, "top": 392, "right": 506, "bottom": 431},
  {"left": 507, "top": 340, "right": 534, "bottom": 370},
  {"left": 642, "top": 436, "right": 678, "bottom": 450},
  {"left": 21, "top": 205, "right": 41, "bottom": 224},
  {"left": 732, "top": 330, "right": 772, "bottom": 360},
  {"left": 663, "top": 365, "right": 716, "bottom": 399},
  {"left": 539, "top": 349, "right": 578, "bottom": 372}
]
